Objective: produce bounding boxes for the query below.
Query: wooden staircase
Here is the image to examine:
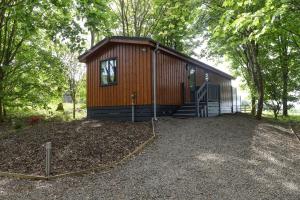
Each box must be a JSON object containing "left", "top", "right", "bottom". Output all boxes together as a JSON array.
[
  {"left": 173, "top": 102, "right": 208, "bottom": 118},
  {"left": 173, "top": 102, "right": 196, "bottom": 118},
  {"left": 173, "top": 82, "right": 220, "bottom": 118}
]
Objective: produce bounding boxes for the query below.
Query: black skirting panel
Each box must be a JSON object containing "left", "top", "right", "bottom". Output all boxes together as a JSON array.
[
  {"left": 87, "top": 105, "right": 179, "bottom": 121},
  {"left": 207, "top": 101, "right": 220, "bottom": 117}
]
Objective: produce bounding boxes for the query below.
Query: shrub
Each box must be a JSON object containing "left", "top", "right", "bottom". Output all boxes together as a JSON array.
[{"left": 12, "top": 120, "right": 24, "bottom": 130}]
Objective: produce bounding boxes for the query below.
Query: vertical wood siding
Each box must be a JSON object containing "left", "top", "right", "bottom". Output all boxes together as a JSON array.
[
  {"left": 86, "top": 43, "right": 152, "bottom": 107},
  {"left": 155, "top": 52, "right": 232, "bottom": 107},
  {"left": 196, "top": 68, "right": 205, "bottom": 86},
  {"left": 156, "top": 52, "right": 188, "bottom": 105}
]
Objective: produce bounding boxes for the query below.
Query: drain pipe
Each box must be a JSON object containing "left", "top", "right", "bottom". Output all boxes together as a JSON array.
[{"left": 153, "top": 43, "right": 159, "bottom": 121}]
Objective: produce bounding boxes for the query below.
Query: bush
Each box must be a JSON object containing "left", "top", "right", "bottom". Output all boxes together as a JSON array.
[
  {"left": 56, "top": 103, "right": 64, "bottom": 111},
  {"left": 80, "top": 104, "right": 86, "bottom": 109},
  {"left": 12, "top": 120, "right": 24, "bottom": 130}
]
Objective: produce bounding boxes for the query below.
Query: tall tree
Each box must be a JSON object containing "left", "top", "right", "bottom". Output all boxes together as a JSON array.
[
  {"left": 60, "top": 51, "right": 85, "bottom": 119},
  {"left": 77, "top": 0, "right": 116, "bottom": 47},
  {"left": 198, "top": 0, "right": 300, "bottom": 119},
  {"left": 152, "top": 0, "right": 201, "bottom": 53},
  {"left": 0, "top": 0, "right": 79, "bottom": 120},
  {"left": 261, "top": 0, "right": 300, "bottom": 116},
  {"left": 2, "top": 36, "right": 67, "bottom": 113},
  {"left": 199, "top": 0, "right": 267, "bottom": 119},
  {"left": 90, "top": 0, "right": 201, "bottom": 53},
  {"left": 111, "top": 0, "right": 156, "bottom": 37}
]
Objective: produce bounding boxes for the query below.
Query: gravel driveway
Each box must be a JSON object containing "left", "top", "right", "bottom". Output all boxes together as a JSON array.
[{"left": 1, "top": 114, "right": 300, "bottom": 199}]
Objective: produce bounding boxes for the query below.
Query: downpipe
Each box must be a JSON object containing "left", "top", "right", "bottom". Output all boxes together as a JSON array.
[{"left": 152, "top": 43, "right": 159, "bottom": 121}]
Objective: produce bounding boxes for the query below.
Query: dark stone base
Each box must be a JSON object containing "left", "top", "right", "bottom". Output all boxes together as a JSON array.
[{"left": 87, "top": 105, "right": 179, "bottom": 121}]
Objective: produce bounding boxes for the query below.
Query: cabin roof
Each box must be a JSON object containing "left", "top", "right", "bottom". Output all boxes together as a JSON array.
[{"left": 78, "top": 36, "right": 234, "bottom": 80}]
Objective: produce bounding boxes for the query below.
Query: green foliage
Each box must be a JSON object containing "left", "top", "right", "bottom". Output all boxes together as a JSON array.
[
  {"left": 198, "top": 0, "right": 300, "bottom": 119},
  {"left": 87, "top": 0, "right": 202, "bottom": 53},
  {"left": 77, "top": 75, "right": 87, "bottom": 103},
  {"left": 76, "top": 0, "right": 116, "bottom": 46},
  {"left": 0, "top": 0, "right": 83, "bottom": 120},
  {"left": 151, "top": 0, "right": 201, "bottom": 53},
  {"left": 3, "top": 37, "right": 67, "bottom": 110}
]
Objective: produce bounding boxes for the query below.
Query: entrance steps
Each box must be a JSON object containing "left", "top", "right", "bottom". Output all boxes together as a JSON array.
[{"left": 172, "top": 103, "right": 196, "bottom": 118}]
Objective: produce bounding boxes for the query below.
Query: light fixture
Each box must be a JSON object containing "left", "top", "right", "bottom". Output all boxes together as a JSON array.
[{"left": 205, "top": 72, "right": 209, "bottom": 81}]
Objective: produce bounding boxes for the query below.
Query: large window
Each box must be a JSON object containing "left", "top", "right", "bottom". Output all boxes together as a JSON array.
[{"left": 100, "top": 58, "right": 117, "bottom": 86}]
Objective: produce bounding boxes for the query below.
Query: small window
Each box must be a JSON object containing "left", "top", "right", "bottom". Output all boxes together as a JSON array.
[{"left": 100, "top": 58, "right": 117, "bottom": 86}]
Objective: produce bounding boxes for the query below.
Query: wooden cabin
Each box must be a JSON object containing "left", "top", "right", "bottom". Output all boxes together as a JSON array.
[{"left": 79, "top": 36, "right": 236, "bottom": 121}]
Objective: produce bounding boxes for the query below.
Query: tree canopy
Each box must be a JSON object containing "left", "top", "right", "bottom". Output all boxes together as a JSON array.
[{"left": 197, "top": 0, "right": 300, "bottom": 119}]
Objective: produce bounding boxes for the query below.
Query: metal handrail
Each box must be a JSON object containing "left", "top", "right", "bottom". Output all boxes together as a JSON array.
[
  {"left": 196, "top": 82, "right": 207, "bottom": 100},
  {"left": 195, "top": 82, "right": 207, "bottom": 117}
]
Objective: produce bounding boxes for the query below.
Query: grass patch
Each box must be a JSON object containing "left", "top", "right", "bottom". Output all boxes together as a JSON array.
[
  {"left": 0, "top": 103, "right": 87, "bottom": 134},
  {"left": 5, "top": 103, "right": 86, "bottom": 121},
  {"left": 262, "top": 112, "right": 300, "bottom": 124}
]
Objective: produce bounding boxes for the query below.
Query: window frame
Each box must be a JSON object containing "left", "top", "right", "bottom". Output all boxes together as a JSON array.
[{"left": 99, "top": 57, "right": 118, "bottom": 87}]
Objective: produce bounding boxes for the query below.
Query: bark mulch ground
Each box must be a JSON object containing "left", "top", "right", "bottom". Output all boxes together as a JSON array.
[{"left": 0, "top": 119, "right": 152, "bottom": 176}]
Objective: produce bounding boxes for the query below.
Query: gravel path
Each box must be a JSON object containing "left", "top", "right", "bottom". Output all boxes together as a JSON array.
[{"left": 1, "top": 114, "right": 300, "bottom": 199}]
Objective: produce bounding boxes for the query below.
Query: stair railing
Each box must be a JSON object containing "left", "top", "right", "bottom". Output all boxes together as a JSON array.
[{"left": 195, "top": 82, "right": 207, "bottom": 117}]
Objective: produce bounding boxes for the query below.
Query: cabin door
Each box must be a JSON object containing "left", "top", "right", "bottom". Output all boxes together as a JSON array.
[{"left": 187, "top": 66, "right": 196, "bottom": 102}]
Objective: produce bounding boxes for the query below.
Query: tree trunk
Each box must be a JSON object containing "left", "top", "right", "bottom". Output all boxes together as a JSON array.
[
  {"left": 244, "top": 41, "right": 264, "bottom": 120},
  {"left": 0, "top": 68, "right": 3, "bottom": 122},
  {"left": 0, "top": 99, "right": 3, "bottom": 122},
  {"left": 73, "top": 99, "right": 76, "bottom": 119},
  {"left": 71, "top": 91, "right": 76, "bottom": 119},
  {"left": 273, "top": 109, "right": 278, "bottom": 119},
  {"left": 282, "top": 76, "right": 288, "bottom": 116},
  {"left": 281, "top": 49, "right": 289, "bottom": 116},
  {"left": 278, "top": 35, "right": 289, "bottom": 117},
  {"left": 91, "top": 31, "right": 95, "bottom": 48},
  {"left": 119, "top": 0, "right": 127, "bottom": 36},
  {"left": 251, "top": 96, "right": 256, "bottom": 116},
  {"left": 255, "top": 72, "right": 264, "bottom": 120},
  {"left": 3, "top": 105, "right": 6, "bottom": 117}
]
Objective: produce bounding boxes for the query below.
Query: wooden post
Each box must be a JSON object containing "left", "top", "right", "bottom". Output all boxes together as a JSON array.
[
  {"left": 45, "top": 142, "right": 51, "bottom": 177},
  {"left": 131, "top": 92, "right": 136, "bottom": 122},
  {"left": 239, "top": 96, "right": 242, "bottom": 112},
  {"left": 231, "top": 86, "right": 233, "bottom": 113},
  {"left": 131, "top": 102, "right": 135, "bottom": 122},
  {"left": 218, "top": 85, "right": 221, "bottom": 115},
  {"left": 206, "top": 83, "right": 208, "bottom": 117},
  {"left": 236, "top": 89, "right": 238, "bottom": 112}
]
